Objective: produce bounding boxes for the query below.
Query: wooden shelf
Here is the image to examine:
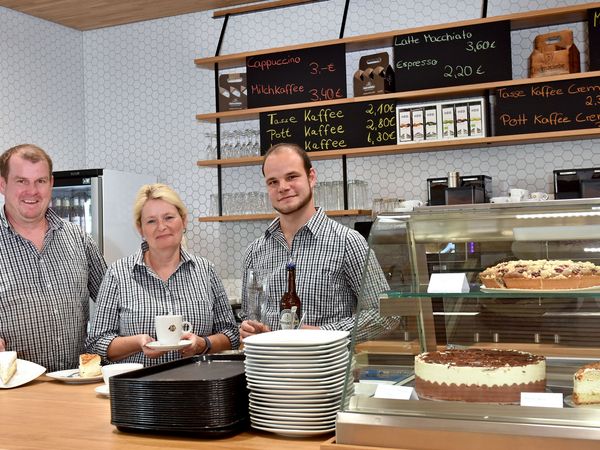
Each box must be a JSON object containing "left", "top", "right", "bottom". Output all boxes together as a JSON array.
[
  {"left": 197, "top": 128, "right": 600, "bottom": 168},
  {"left": 195, "top": 2, "right": 600, "bottom": 223},
  {"left": 194, "top": 2, "right": 599, "bottom": 69},
  {"left": 198, "top": 209, "right": 372, "bottom": 222},
  {"left": 195, "top": 71, "right": 600, "bottom": 123}
]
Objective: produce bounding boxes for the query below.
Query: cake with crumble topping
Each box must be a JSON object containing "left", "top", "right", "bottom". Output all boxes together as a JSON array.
[{"left": 479, "top": 259, "right": 600, "bottom": 290}]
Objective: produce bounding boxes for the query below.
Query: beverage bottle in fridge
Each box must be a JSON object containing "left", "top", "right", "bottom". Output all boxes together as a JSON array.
[
  {"left": 62, "top": 197, "right": 71, "bottom": 221},
  {"left": 72, "top": 196, "right": 82, "bottom": 229},
  {"left": 52, "top": 197, "right": 63, "bottom": 217},
  {"left": 279, "top": 262, "right": 301, "bottom": 329}
]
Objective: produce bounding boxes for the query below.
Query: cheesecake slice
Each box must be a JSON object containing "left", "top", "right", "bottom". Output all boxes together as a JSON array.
[
  {"left": 79, "top": 353, "right": 101, "bottom": 378},
  {"left": 0, "top": 351, "right": 17, "bottom": 385},
  {"left": 573, "top": 362, "right": 600, "bottom": 405}
]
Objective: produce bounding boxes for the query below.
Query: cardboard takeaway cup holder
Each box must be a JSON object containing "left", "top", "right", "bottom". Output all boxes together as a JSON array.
[
  {"left": 529, "top": 29, "right": 580, "bottom": 78},
  {"left": 353, "top": 52, "right": 395, "bottom": 97},
  {"left": 218, "top": 73, "right": 247, "bottom": 111}
]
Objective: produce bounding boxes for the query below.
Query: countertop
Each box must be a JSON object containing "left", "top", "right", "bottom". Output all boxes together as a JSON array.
[{"left": 1, "top": 375, "right": 331, "bottom": 450}]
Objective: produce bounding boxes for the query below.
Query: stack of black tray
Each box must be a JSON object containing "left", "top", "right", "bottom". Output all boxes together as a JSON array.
[{"left": 109, "top": 354, "right": 248, "bottom": 437}]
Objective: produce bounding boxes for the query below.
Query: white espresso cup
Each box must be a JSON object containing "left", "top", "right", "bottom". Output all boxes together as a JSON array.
[
  {"left": 509, "top": 188, "right": 530, "bottom": 202},
  {"left": 155, "top": 314, "right": 193, "bottom": 345},
  {"left": 530, "top": 191, "right": 549, "bottom": 201}
]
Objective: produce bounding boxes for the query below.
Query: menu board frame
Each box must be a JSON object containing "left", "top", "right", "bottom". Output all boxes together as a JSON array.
[
  {"left": 494, "top": 76, "right": 600, "bottom": 135},
  {"left": 247, "top": 44, "right": 347, "bottom": 108},
  {"left": 393, "top": 20, "right": 512, "bottom": 91},
  {"left": 259, "top": 100, "right": 397, "bottom": 154}
]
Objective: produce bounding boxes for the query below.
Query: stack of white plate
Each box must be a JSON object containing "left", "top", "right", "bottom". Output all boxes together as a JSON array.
[{"left": 243, "top": 329, "right": 353, "bottom": 437}]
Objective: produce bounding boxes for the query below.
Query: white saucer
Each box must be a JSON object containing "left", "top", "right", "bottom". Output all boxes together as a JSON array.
[
  {"left": 145, "top": 340, "right": 192, "bottom": 351},
  {"left": 0, "top": 359, "right": 46, "bottom": 389},
  {"left": 46, "top": 368, "right": 102, "bottom": 384},
  {"left": 95, "top": 384, "right": 110, "bottom": 397}
]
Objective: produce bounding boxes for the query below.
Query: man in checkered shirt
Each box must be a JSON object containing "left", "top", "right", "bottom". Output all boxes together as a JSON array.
[
  {"left": 239, "top": 143, "right": 399, "bottom": 341},
  {"left": 0, "top": 144, "right": 106, "bottom": 371}
]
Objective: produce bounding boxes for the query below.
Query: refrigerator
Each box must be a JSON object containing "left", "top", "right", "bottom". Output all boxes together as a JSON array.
[{"left": 51, "top": 168, "right": 156, "bottom": 264}]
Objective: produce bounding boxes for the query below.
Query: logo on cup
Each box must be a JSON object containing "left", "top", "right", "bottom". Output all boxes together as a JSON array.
[{"left": 168, "top": 324, "right": 176, "bottom": 332}]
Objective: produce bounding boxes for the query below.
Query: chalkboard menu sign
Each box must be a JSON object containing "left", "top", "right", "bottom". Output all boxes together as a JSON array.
[
  {"left": 494, "top": 76, "right": 600, "bottom": 135},
  {"left": 247, "top": 44, "right": 347, "bottom": 108},
  {"left": 393, "top": 21, "right": 512, "bottom": 91},
  {"left": 590, "top": 8, "right": 600, "bottom": 71},
  {"left": 259, "top": 100, "right": 397, "bottom": 153}
]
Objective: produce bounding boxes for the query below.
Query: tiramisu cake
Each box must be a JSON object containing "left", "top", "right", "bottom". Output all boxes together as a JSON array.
[
  {"left": 573, "top": 362, "right": 600, "bottom": 405},
  {"left": 479, "top": 259, "right": 600, "bottom": 290},
  {"left": 415, "top": 348, "right": 546, "bottom": 403}
]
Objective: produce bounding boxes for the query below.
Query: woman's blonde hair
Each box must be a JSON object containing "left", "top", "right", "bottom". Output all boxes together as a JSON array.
[{"left": 133, "top": 183, "right": 188, "bottom": 232}]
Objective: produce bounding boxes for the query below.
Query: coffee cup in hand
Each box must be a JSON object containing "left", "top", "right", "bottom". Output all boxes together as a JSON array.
[{"left": 155, "top": 314, "right": 192, "bottom": 345}]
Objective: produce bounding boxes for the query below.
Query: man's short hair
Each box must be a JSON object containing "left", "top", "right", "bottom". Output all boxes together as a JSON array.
[
  {"left": 0, "top": 144, "right": 53, "bottom": 179},
  {"left": 261, "top": 143, "right": 312, "bottom": 176}
]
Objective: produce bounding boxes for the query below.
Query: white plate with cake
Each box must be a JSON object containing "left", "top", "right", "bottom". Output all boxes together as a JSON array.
[
  {"left": 47, "top": 353, "right": 102, "bottom": 384},
  {"left": 46, "top": 369, "right": 103, "bottom": 384},
  {"left": 0, "top": 352, "right": 46, "bottom": 389}
]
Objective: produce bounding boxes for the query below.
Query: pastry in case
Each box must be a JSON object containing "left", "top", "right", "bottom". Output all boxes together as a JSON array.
[
  {"left": 573, "top": 362, "right": 600, "bottom": 405},
  {"left": 415, "top": 348, "right": 546, "bottom": 403},
  {"left": 479, "top": 259, "right": 600, "bottom": 290}
]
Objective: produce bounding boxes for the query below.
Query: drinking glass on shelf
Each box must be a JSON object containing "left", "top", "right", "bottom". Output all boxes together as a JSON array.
[
  {"left": 348, "top": 180, "right": 369, "bottom": 209},
  {"left": 209, "top": 194, "right": 220, "bottom": 216},
  {"left": 332, "top": 181, "right": 344, "bottom": 210},
  {"left": 202, "top": 132, "right": 216, "bottom": 160},
  {"left": 250, "top": 130, "right": 262, "bottom": 156},
  {"left": 221, "top": 131, "right": 234, "bottom": 159}
]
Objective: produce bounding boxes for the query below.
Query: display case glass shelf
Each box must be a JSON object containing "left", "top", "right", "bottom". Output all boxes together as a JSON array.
[{"left": 336, "top": 198, "right": 600, "bottom": 449}]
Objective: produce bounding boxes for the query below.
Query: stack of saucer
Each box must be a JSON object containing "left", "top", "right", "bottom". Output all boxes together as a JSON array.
[{"left": 243, "top": 329, "right": 353, "bottom": 437}]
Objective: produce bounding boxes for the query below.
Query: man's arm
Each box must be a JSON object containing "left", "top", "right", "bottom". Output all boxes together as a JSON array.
[
  {"left": 84, "top": 233, "right": 108, "bottom": 301},
  {"left": 320, "top": 231, "right": 402, "bottom": 341}
]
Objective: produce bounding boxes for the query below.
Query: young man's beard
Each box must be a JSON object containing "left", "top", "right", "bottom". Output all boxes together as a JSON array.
[{"left": 274, "top": 187, "right": 313, "bottom": 216}]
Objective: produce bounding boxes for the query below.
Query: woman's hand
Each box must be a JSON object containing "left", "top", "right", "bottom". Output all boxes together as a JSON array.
[
  {"left": 179, "top": 333, "right": 206, "bottom": 357},
  {"left": 139, "top": 334, "right": 168, "bottom": 359}
]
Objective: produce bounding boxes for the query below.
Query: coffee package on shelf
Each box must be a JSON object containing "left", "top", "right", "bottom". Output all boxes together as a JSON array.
[
  {"left": 353, "top": 52, "right": 395, "bottom": 97},
  {"left": 218, "top": 73, "right": 247, "bottom": 111},
  {"left": 529, "top": 29, "right": 580, "bottom": 78}
]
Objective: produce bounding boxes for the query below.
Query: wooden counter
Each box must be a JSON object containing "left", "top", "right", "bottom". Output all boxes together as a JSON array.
[{"left": 1, "top": 376, "right": 330, "bottom": 450}]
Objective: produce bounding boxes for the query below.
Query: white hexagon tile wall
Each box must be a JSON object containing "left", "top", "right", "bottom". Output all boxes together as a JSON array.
[
  {"left": 2, "top": 0, "right": 599, "bottom": 289},
  {"left": 0, "top": 7, "right": 85, "bottom": 169}
]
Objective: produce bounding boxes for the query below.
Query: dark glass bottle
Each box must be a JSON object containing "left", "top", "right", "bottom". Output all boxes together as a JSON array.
[{"left": 279, "top": 262, "right": 301, "bottom": 330}]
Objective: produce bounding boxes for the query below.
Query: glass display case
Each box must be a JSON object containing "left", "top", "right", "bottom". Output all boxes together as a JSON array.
[{"left": 336, "top": 199, "right": 600, "bottom": 450}]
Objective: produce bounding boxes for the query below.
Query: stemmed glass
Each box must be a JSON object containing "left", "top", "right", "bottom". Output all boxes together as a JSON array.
[{"left": 202, "top": 132, "right": 216, "bottom": 160}]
